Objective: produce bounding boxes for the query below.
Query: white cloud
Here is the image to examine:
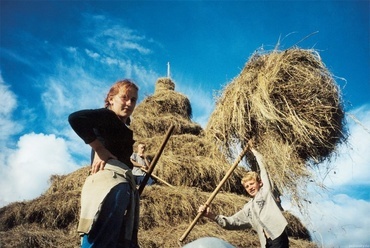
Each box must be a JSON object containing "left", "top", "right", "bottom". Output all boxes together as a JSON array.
[
  {"left": 84, "top": 14, "right": 152, "bottom": 58},
  {"left": 284, "top": 105, "right": 370, "bottom": 247},
  {"left": 0, "top": 74, "right": 23, "bottom": 164},
  {"left": 0, "top": 75, "right": 22, "bottom": 136},
  {"left": 286, "top": 193, "right": 370, "bottom": 247},
  {"left": 0, "top": 74, "right": 80, "bottom": 207},
  {"left": 0, "top": 133, "right": 79, "bottom": 207},
  {"left": 318, "top": 105, "right": 370, "bottom": 187}
]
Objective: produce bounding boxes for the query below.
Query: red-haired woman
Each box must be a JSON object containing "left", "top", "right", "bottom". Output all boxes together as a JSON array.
[{"left": 69, "top": 79, "right": 140, "bottom": 248}]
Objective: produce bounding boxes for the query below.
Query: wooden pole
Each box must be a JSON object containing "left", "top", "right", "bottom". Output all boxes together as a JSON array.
[
  {"left": 138, "top": 125, "right": 175, "bottom": 195},
  {"left": 178, "top": 144, "right": 251, "bottom": 242},
  {"left": 142, "top": 168, "right": 174, "bottom": 188}
]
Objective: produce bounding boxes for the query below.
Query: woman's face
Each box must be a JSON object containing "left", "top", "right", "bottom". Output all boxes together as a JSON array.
[{"left": 109, "top": 86, "right": 138, "bottom": 121}]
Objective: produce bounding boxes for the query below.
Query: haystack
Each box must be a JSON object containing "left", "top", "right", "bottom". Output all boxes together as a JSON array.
[
  {"left": 131, "top": 77, "right": 202, "bottom": 138},
  {"left": 130, "top": 77, "right": 247, "bottom": 194},
  {"left": 0, "top": 169, "right": 315, "bottom": 247},
  {"left": 0, "top": 76, "right": 318, "bottom": 247},
  {"left": 206, "top": 48, "right": 346, "bottom": 207}
]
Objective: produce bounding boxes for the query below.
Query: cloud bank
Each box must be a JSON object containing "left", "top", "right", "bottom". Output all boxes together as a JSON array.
[{"left": 284, "top": 105, "right": 370, "bottom": 247}]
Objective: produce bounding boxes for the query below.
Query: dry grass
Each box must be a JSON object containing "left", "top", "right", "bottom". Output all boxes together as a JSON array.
[
  {"left": 0, "top": 176, "right": 316, "bottom": 248},
  {"left": 0, "top": 58, "right": 324, "bottom": 247},
  {"left": 206, "top": 48, "right": 346, "bottom": 208},
  {"left": 131, "top": 77, "right": 202, "bottom": 138}
]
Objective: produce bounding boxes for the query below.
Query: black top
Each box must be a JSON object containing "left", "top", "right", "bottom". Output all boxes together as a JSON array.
[{"left": 68, "top": 108, "right": 134, "bottom": 168}]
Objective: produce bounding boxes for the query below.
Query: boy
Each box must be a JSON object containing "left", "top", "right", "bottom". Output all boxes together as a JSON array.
[
  {"left": 199, "top": 144, "right": 289, "bottom": 248},
  {"left": 130, "top": 142, "right": 154, "bottom": 186}
]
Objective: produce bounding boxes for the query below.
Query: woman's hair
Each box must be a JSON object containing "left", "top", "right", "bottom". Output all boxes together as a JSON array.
[
  {"left": 241, "top": 171, "right": 261, "bottom": 185},
  {"left": 104, "top": 79, "right": 139, "bottom": 108}
]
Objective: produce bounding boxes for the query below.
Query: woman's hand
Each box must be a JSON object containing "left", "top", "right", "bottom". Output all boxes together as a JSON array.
[{"left": 89, "top": 139, "right": 117, "bottom": 174}]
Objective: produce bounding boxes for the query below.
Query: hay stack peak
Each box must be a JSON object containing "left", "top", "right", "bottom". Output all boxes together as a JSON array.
[
  {"left": 154, "top": 77, "right": 175, "bottom": 93},
  {"left": 131, "top": 77, "right": 201, "bottom": 138}
]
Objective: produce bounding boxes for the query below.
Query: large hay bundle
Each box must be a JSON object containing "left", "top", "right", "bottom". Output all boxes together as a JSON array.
[{"left": 206, "top": 48, "right": 346, "bottom": 206}]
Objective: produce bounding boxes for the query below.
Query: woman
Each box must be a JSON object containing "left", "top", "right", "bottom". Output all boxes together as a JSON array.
[{"left": 69, "top": 79, "right": 140, "bottom": 248}]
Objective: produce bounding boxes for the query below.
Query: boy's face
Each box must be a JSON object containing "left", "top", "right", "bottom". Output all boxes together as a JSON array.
[
  {"left": 138, "top": 144, "right": 146, "bottom": 153},
  {"left": 242, "top": 179, "right": 263, "bottom": 197}
]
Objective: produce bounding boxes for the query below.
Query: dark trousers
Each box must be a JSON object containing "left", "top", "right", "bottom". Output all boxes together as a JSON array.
[
  {"left": 134, "top": 175, "right": 154, "bottom": 186},
  {"left": 81, "top": 183, "right": 134, "bottom": 248},
  {"left": 265, "top": 230, "right": 289, "bottom": 248}
]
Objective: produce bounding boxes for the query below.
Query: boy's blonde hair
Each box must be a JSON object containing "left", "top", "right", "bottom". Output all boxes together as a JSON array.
[{"left": 241, "top": 171, "right": 261, "bottom": 185}]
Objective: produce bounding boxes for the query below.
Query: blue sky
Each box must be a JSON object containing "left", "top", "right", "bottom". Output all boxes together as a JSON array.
[{"left": 0, "top": 0, "right": 369, "bottom": 246}]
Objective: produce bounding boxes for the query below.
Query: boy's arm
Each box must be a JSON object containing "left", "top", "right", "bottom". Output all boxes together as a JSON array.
[
  {"left": 214, "top": 208, "right": 252, "bottom": 230},
  {"left": 251, "top": 148, "right": 272, "bottom": 191}
]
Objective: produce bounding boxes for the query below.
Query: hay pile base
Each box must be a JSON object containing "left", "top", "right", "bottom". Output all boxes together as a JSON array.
[
  {"left": 0, "top": 169, "right": 316, "bottom": 247},
  {"left": 206, "top": 48, "right": 346, "bottom": 207}
]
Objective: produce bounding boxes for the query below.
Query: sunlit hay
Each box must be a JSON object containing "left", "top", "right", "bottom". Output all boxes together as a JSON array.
[
  {"left": 0, "top": 202, "right": 27, "bottom": 230},
  {"left": 131, "top": 77, "right": 195, "bottom": 139},
  {"left": 139, "top": 186, "right": 312, "bottom": 247},
  {"left": 0, "top": 224, "right": 79, "bottom": 248},
  {"left": 0, "top": 191, "right": 80, "bottom": 233},
  {"left": 46, "top": 166, "right": 89, "bottom": 195},
  {"left": 28, "top": 192, "right": 80, "bottom": 229},
  {"left": 140, "top": 134, "right": 212, "bottom": 158},
  {"left": 139, "top": 186, "right": 250, "bottom": 235},
  {"left": 131, "top": 132, "right": 246, "bottom": 194},
  {"left": 1, "top": 168, "right": 86, "bottom": 231},
  {"left": 206, "top": 48, "right": 346, "bottom": 207},
  {"left": 0, "top": 159, "right": 317, "bottom": 248},
  {"left": 131, "top": 76, "right": 247, "bottom": 194},
  {"left": 131, "top": 79, "right": 203, "bottom": 138},
  {"left": 152, "top": 154, "right": 246, "bottom": 194},
  {"left": 132, "top": 113, "right": 203, "bottom": 138},
  {"left": 288, "top": 239, "right": 318, "bottom": 248},
  {"left": 0, "top": 74, "right": 318, "bottom": 248},
  {"left": 142, "top": 91, "right": 192, "bottom": 119},
  {"left": 139, "top": 221, "right": 260, "bottom": 248},
  {"left": 154, "top": 77, "right": 175, "bottom": 93}
]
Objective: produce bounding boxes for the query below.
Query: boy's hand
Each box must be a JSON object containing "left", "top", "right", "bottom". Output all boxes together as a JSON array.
[{"left": 198, "top": 205, "right": 216, "bottom": 219}]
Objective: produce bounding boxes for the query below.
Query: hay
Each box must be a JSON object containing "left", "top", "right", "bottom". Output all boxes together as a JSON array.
[
  {"left": 154, "top": 77, "right": 175, "bottom": 93},
  {"left": 131, "top": 77, "right": 201, "bottom": 138},
  {"left": 0, "top": 76, "right": 318, "bottom": 247},
  {"left": 131, "top": 78, "right": 247, "bottom": 194},
  {"left": 206, "top": 48, "right": 346, "bottom": 207},
  {"left": 0, "top": 180, "right": 314, "bottom": 247},
  {"left": 133, "top": 134, "right": 247, "bottom": 194},
  {"left": 0, "top": 224, "right": 78, "bottom": 248},
  {"left": 46, "top": 166, "right": 88, "bottom": 195},
  {"left": 140, "top": 186, "right": 312, "bottom": 246}
]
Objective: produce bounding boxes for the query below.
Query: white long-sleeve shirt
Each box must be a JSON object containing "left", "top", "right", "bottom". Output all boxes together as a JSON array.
[{"left": 214, "top": 148, "right": 288, "bottom": 247}]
